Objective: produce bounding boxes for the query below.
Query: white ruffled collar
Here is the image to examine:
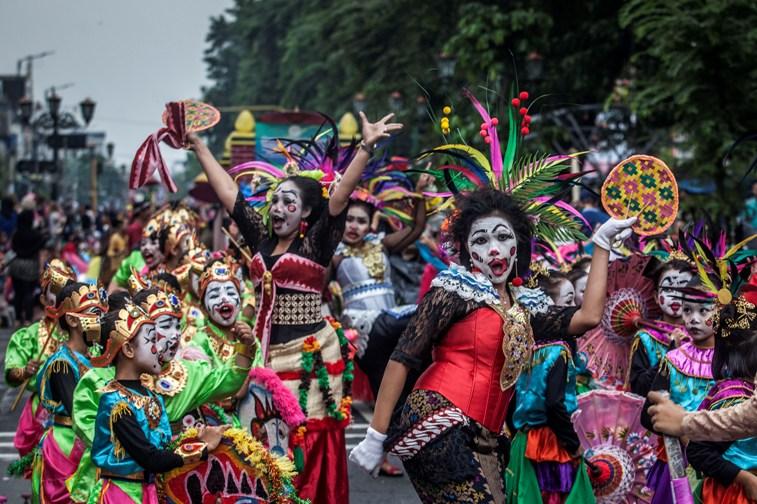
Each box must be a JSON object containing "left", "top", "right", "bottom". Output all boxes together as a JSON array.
[{"left": 431, "top": 263, "right": 501, "bottom": 305}]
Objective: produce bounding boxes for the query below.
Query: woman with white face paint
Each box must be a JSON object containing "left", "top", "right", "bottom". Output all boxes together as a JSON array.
[
  {"left": 350, "top": 188, "right": 636, "bottom": 502},
  {"left": 188, "top": 111, "right": 403, "bottom": 503},
  {"left": 89, "top": 304, "right": 229, "bottom": 503},
  {"left": 627, "top": 258, "right": 694, "bottom": 396}
]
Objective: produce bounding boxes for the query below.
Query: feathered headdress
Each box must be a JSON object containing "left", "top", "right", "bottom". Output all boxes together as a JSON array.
[
  {"left": 419, "top": 88, "right": 589, "bottom": 243},
  {"left": 350, "top": 157, "right": 424, "bottom": 226},
  {"left": 228, "top": 115, "right": 354, "bottom": 226}
]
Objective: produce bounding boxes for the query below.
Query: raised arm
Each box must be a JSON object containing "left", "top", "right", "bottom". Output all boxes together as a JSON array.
[
  {"left": 381, "top": 174, "right": 431, "bottom": 253},
  {"left": 187, "top": 133, "right": 238, "bottom": 213},
  {"left": 329, "top": 112, "right": 403, "bottom": 216},
  {"left": 567, "top": 217, "right": 637, "bottom": 335}
]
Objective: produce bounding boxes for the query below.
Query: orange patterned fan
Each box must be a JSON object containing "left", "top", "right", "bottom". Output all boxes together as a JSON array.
[{"left": 601, "top": 155, "right": 678, "bottom": 236}]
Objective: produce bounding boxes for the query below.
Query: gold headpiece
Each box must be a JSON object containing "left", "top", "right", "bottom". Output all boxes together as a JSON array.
[
  {"left": 526, "top": 262, "right": 549, "bottom": 289},
  {"left": 142, "top": 217, "right": 163, "bottom": 239},
  {"left": 198, "top": 259, "right": 241, "bottom": 300},
  {"left": 91, "top": 303, "right": 152, "bottom": 367},
  {"left": 719, "top": 295, "right": 757, "bottom": 339},
  {"left": 57, "top": 283, "right": 108, "bottom": 316},
  {"left": 667, "top": 249, "right": 692, "bottom": 264},
  {"left": 139, "top": 290, "right": 182, "bottom": 321},
  {"left": 127, "top": 268, "right": 151, "bottom": 297},
  {"left": 40, "top": 259, "right": 76, "bottom": 295},
  {"left": 174, "top": 247, "right": 210, "bottom": 292},
  {"left": 165, "top": 223, "right": 193, "bottom": 253}
]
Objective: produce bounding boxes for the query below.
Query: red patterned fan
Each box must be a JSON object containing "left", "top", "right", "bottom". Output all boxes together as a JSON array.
[
  {"left": 162, "top": 99, "right": 221, "bottom": 132},
  {"left": 578, "top": 255, "right": 661, "bottom": 388}
]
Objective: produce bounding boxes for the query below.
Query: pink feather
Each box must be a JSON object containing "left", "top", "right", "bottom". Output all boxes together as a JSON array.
[
  {"left": 248, "top": 367, "right": 306, "bottom": 428},
  {"left": 462, "top": 89, "right": 503, "bottom": 183}
]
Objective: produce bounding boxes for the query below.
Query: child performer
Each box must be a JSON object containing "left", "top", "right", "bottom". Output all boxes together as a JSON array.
[
  {"left": 628, "top": 258, "right": 693, "bottom": 396},
  {"left": 35, "top": 282, "right": 107, "bottom": 503},
  {"left": 688, "top": 293, "right": 757, "bottom": 503},
  {"left": 507, "top": 270, "right": 595, "bottom": 504},
  {"left": 89, "top": 303, "right": 228, "bottom": 503},
  {"left": 4, "top": 259, "right": 75, "bottom": 462}
]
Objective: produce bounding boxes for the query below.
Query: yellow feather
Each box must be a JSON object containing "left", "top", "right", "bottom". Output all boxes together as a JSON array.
[{"left": 425, "top": 144, "right": 494, "bottom": 185}]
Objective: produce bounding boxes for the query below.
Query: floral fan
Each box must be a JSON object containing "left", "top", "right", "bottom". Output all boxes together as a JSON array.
[
  {"left": 578, "top": 254, "right": 661, "bottom": 388},
  {"left": 418, "top": 88, "right": 589, "bottom": 243},
  {"left": 572, "top": 390, "right": 658, "bottom": 503}
]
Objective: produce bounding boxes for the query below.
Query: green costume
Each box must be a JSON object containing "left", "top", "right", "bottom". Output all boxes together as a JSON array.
[
  {"left": 111, "top": 250, "right": 145, "bottom": 288},
  {"left": 67, "top": 357, "right": 252, "bottom": 503},
  {"left": 4, "top": 319, "right": 67, "bottom": 390}
]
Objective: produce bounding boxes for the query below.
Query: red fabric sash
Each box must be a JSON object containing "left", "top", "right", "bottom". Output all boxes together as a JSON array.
[{"left": 130, "top": 102, "right": 185, "bottom": 193}]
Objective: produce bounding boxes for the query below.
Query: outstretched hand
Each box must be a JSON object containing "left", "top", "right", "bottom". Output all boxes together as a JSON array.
[{"left": 359, "top": 112, "right": 403, "bottom": 147}]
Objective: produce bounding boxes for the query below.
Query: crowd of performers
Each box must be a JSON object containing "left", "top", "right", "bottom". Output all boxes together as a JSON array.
[{"left": 5, "top": 88, "right": 757, "bottom": 504}]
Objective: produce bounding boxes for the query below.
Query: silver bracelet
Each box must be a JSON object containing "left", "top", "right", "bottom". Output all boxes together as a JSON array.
[{"left": 359, "top": 140, "right": 374, "bottom": 155}]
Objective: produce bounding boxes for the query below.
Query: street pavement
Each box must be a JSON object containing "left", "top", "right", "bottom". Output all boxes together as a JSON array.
[{"left": 0, "top": 328, "right": 419, "bottom": 503}]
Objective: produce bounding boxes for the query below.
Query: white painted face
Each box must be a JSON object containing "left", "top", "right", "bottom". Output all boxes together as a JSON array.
[
  {"left": 573, "top": 274, "right": 588, "bottom": 306},
  {"left": 154, "top": 314, "right": 181, "bottom": 365},
  {"left": 204, "top": 280, "right": 241, "bottom": 327},
  {"left": 140, "top": 236, "right": 164, "bottom": 269},
  {"left": 44, "top": 285, "right": 57, "bottom": 307},
  {"left": 131, "top": 323, "right": 161, "bottom": 375},
  {"left": 555, "top": 280, "right": 576, "bottom": 307},
  {"left": 682, "top": 300, "right": 716, "bottom": 344},
  {"left": 657, "top": 269, "right": 693, "bottom": 319},
  {"left": 269, "top": 180, "right": 309, "bottom": 238},
  {"left": 466, "top": 215, "right": 517, "bottom": 285}
]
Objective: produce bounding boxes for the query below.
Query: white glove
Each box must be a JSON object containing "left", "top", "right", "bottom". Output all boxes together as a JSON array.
[
  {"left": 591, "top": 217, "right": 637, "bottom": 251},
  {"left": 349, "top": 426, "right": 387, "bottom": 477}
]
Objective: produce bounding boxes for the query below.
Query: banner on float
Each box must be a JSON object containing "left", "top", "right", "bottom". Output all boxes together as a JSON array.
[{"left": 255, "top": 111, "right": 327, "bottom": 167}]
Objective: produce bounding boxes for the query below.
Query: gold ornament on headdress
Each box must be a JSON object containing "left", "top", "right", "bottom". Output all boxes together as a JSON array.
[
  {"left": 667, "top": 249, "right": 692, "bottom": 264},
  {"left": 141, "top": 217, "right": 163, "bottom": 239},
  {"left": 526, "top": 262, "right": 549, "bottom": 289},
  {"left": 139, "top": 290, "right": 182, "bottom": 321},
  {"left": 719, "top": 295, "right": 757, "bottom": 339},
  {"left": 127, "top": 268, "right": 151, "bottom": 297},
  {"left": 165, "top": 223, "right": 193, "bottom": 252},
  {"left": 57, "top": 284, "right": 108, "bottom": 316},
  {"left": 174, "top": 247, "right": 209, "bottom": 293},
  {"left": 91, "top": 303, "right": 152, "bottom": 367},
  {"left": 198, "top": 259, "right": 241, "bottom": 299},
  {"left": 40, "top": 259, "right": 76, "bottom": 295}
]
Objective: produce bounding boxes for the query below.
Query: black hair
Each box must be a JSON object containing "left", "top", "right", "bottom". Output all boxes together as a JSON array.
[
  {"left": 155, "top": 272, "right": 181, "bottom": 293},
  {"left": 567, "top": 260, "right": 590, "bottom": 284},
  {"left": 99, "top": 309, "right": 121, "bottom": 352},
  {"left": 713, "top": 302, "right": 757, "bottom": 380},
  {"left": 287, "top": 176, "right": 327, "bottom": 228},
  {"left": 347, "top": 200, "right": 376, "bottom": 221},
  {"left": 537, "top": 271, "right": 572, "bottom": 303},
  {"left": 56, "top": 282, "right": 89, "bottom": 332},
  {"left": 133, "top": 287, "right": 158, "bottom": 307},
  {"left": 450, "top": 188, "right": 532, "bottom": 282},
  {"left": 107, "top": 291, "right": 132, "bottom": 312},
  {"left": 648, "top": 258, "right": 693, "bottom": 287}
]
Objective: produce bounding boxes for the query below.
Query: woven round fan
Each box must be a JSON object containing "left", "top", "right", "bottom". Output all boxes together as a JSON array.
[
  {"left": 572, "top": 390, "right": 658, "bottom": 503},
  {"left": 162, "top": 99, "right": 220, "bottom": 132},
  {"left": 578, "top": 255, "right": 661, "bottom": 388},
  {"left": 601, "top": 155, "right": 678, "bottom": 236}
]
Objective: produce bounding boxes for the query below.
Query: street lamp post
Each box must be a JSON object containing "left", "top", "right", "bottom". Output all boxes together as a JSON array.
[{"left": 18, "top": 88, "right": 96, "bottom": 201}]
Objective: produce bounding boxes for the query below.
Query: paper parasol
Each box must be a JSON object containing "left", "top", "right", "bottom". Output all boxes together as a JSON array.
[
  {"left": 601, "top": 155, "right": 678, "bottom": 236},
  {"left": 578, "top": 254, "right": 661, "bottom": 388},
  {"left": 572, "top": 389, "right": 658, "bottom": 503},
  {"left": 162, "top": 99, "right": 220, "bottom": 132}
]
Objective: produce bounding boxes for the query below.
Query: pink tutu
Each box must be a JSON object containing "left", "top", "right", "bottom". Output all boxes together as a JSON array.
[{"left": 14, "top": 396, "right": 48, "bottom": 457}]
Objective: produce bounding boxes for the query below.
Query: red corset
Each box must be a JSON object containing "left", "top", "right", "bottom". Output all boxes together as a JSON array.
[
  {"left": 249, "top": 252, "right": 325, "bottom": 358},
  {"left": 415, "top": 307, "right": 512, "bottom": 433}
]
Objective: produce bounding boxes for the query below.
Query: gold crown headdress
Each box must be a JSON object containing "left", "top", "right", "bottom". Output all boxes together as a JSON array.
[
  {"left": 174, "top": 247, "right": 210, "bottom": 292},
  {"left": 56, "top": 283, "right": 108, "bottom": 316},
  {"left": 40, "top": 259, "right": 76, "bottom": 295},
  {"left": 165, "top": 223, "right": 193, "bottom": 252},
  {"left": 139, "top": 290, "right": 182, "bottom": 321},
  {"left": 141, "top": 216, "right": 163, "bottom": 239},
  {"left": 719, "top": 294, "right": 757, "bottom": 339},
  {"left": 198, "top": 259, "right": 241, "bottom": 300},
  {"left": 91, "top": 303, "right": 153, "bottom": 367},
  {"left": 128, "top": 267, "right": 180, "bottom": 298}
]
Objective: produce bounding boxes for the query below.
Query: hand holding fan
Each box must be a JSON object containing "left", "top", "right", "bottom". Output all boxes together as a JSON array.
[
  {"left": 601, "top": 155, "right": 678, "bottom": 236},
  {"left": 131, "top": 99, "right": 220, "bottom": 193}
]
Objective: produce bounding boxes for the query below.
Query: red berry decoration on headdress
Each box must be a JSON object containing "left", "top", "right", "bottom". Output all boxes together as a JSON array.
[
  {"left": 519, "top": 107, "right": 528, "bottom": 116},
  {"left": 521, "top": 127, "right": 530, "bottom": 136},
  {"left": 519, "top": 91, "right": 529, "bottom": 101},
  {"left": 491, "top": 117, "right": 499, "bottom": 126},
  {"left": 511, "top": 98, "right": 521, "bottom": 107}
]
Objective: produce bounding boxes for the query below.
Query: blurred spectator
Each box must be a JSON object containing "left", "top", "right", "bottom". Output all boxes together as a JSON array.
[
  {"left": 579, "top": 189, "right": 609, "bottom": 234},
  {"left": 740, "top": 181, "right": 757, "bottom": 246},
  {"left": 9, "top": 209, "right": 46, "bottom": 326},
  {"left": 126, "top": 201, "right": 150, "bottom": 250},
  {"left": 0, "top": 196, "right": 17, "bottom": 239},
  {"left": 102, "top": 216, "right": 127, "bottom": 285}
]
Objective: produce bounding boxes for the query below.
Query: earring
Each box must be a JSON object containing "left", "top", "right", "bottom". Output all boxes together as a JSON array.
[
  {"left": 299, "top": 220, "right": 308, "bottom": 239},
  {"left": 511, "top": 260, "right": 524, "bottom": 287}
]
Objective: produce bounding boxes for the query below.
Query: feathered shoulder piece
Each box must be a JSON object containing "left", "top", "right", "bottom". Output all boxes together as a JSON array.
[{"left": 418, "top": 88, "right": 589, "bottom": 242}]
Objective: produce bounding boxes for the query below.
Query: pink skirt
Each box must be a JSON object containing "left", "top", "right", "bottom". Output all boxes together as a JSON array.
[
  {"left": 40, "top": 428, "right": 84, "bottom": 503},
  {"left": 98, "top": 479, "right": 159, "bottom": 504},
  {"left": 14, "top": 395, "right": 48, "bottom": 456}
]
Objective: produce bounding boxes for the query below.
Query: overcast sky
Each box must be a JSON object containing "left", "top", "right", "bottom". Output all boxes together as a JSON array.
[{"left": 0, "top": 0, "right": 232, "bottom": 170}]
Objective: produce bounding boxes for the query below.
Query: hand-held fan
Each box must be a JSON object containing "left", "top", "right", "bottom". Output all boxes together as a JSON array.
[
  {"left": 130, "top": 99, "right": 220, "bottom": 193},
  {"left": 601, "top": 155, "right": 679, "bottom": 236},
  {"left": 572, "top": 389, "right": 658, "bottom": 503}
]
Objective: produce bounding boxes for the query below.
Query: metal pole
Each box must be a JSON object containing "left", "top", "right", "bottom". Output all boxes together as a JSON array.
[
  {"left": 51, "top": 115, "right": 59, "bottom": 201},
  {"left": 90, "top": 147, "right": 97, "bottom": 210}
]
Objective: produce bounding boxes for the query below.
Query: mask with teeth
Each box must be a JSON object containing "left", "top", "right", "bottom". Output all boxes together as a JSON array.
[
  {"left": 466, "top": 215, "right": 517, "bottom": 285},
  {"left": 203, "top": 280, "right": 241, "bottom": 327}
]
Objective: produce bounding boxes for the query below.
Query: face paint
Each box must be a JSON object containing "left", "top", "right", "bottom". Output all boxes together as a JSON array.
[
  {"left": 682, "top": 300, "right": 716, "bottom": 344},
  {"left": 44, "top": 285, "right": 57, "bottom": 307},
  {"left": 555, "top": 280, "right": 576, "bottom": 307},
  {"left": 573, "top": 275, "right": 588, "bottom": 306},
  {"left": 343, "top": 205, "right": 371, "bottom": 245},
  {"left": 140, "top": 236, "right": 164, "bottom": 269},
  {"left": 132, "top": 323, "right": 162, "bottom": 374},
  {"left": 657, "top": 269, "right": 692, "bottom": 319},
  {"left": 203, "top": 280, "right": 241, "bottom": 327},
  {"left": 154, "top": 314, "right": 182, "bottom": 365},
  {"left": 466, "top": 215, "right": 517, "bottom": 285},
  {"left": 269, "top": 180, "right": 305, "bottom": 238}
]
